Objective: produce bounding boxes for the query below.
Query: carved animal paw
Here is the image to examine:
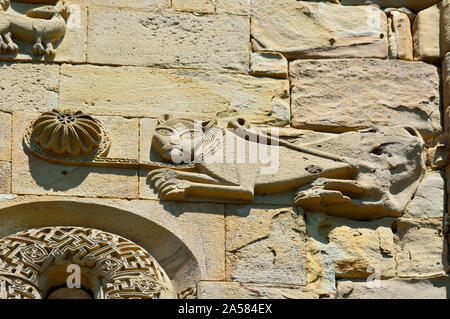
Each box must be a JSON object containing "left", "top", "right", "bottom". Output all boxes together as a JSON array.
[
  {"left": 45, "top": 47, "right": 55, "bottom": 57},
  {"left": 33, "top": 43, "right": 45, "bottom": 55},
  {"left": 147, "top": 169, "right": 189, "bottom": 200},
  {"left": 7, "top": 42, "right": 18, "bottom": 53},
  {"left": 0, "top": 0, "right": 9, "bottom": 9},
  {"left": 0, "top": 42, "right": 7, "bottom": 54},
  {"left": 294, "top": 178, "right": 367, "bottom": 207}
]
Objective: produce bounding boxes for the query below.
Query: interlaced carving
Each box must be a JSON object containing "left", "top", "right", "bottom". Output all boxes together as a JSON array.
[{"left": 0, "top": 226, "right": 175, "bottom": 299}]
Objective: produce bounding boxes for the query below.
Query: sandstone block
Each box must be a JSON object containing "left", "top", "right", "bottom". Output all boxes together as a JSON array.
[
  {"left": 442, "top": 0, "right": 450, "bottom": 55},
  {"left": 81, "top": 0, "right": 169, "bottom": 9},
  {"left": 87, "top": 7, "right": 249, "bottom": 72},
  {"left": 11, "top": 112, "right": 139, "bottom": 199},
  {"left": 337, "top": 277, "right": 450, "bottom": 299},
  {"left": 0, "top": 3, "right": 86, "bottom": 63},
  {"left": 338, "top": 0, "right": 440, "bottom": 12},
  {"left": 442, "top": 52, "right": 450, "bottom": 109},
  {"left": 396, "top": 218, "right": 447, "bottom": 278},
  {"left": 250, "top": 51, "right": 288, "bottom": 79},
  {"left": 225, "top": 205, "right": 307, "bottom": 285},
  {"left": 307, "top": 213, "right": 395, "bottom": 293},
  {"left": 387, "top": 10, "right": 413, "bottom": 60},
  {"left": 197, "top": 282, "right": 332, "bottom": 299},
  {"left": 60, "top": 64, "right": 290, "bottom": 125},
  {"left": 172, "top": 0, "right": 214, "bottom": 13},
  {"left": 405, "top": 171, "right": 444, "bottom": 218},
  {"left": 0, "top": 112, "right": 11, "bottom": 161},
  {"left": 0, "top": 161, "right": 11, "bottom": 194},
  {"left": 290, "top": 59, "right": 441, "bottom": 139},
  {"left": 413, "top": 3, "right": 441, "bottom": 63},
  {"left": 216, "top": 0, "right": 248, "bottom": 15},
  {"left": 0, "top": 62, "right": 59, "bottom": 114},
  {"left": 251, "top": 1, "right": 387, "bottom": 59}
]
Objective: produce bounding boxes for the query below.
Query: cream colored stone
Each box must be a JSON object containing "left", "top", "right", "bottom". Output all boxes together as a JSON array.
[
  {"left": 442, "top": 0, "right": 450, "bottom": 55},
  {"left": 290, "top": 59, "right": 441, "bottom": 139},
  {"left": 405, "top": 171, "right": 444, "bottom": 218},
  {"left": 307, "top": 213, "right": 395, "bottom": 293},
  {"left": 250, "top": 51, "right": 288, "bottom": 79},
  {"left": 396, "top": 218, "right": 447, "bottom": 278},
  {"left": 82, "top": 0, "right": 169, "bottom": 9},
  {"left": 60, "top": 64, "right": 290, "bottom": 125},
  {"left": 339, "top": 0, "right": 440, "bottom": 11},
  {"left": 387, "top": 11, "right": 413, "bottom": 60},
  {"left": 87, "top": 7, "right": 249, "bottom": 72},
  {"left": 337, "top": 277, "right": 450, "bottom": 299},
  {"left": 197, "top": 282, "right": 332, "bottom": 299},
  {"left": 251, "top": 1, "right": 387, "bottom": 59},
  {"left": 442, "top": 52, "right": 450, "bottom": 109},
  {"left": 0, "top": 3, "right": 86, "bottom": 63},
  {"left": 0, "top": 195, "right": 225, "bottom": 291},
  {"left": 225, "top": 205, "right": 307, "bottom": 285},
  {"left": 11, "top": 112, "right": 139, "bottom": 199},
  {"left": 172, "top": 0, "right": 214, "bottom": 13},
  {"left": 0, "top": 112, "right": 11, "bottom": 161},
  {"left": 0, "top": 62, "right": 59, "bottom": 114},
  {"left": 0, "top": 161, "right": 11, "bottom": 194},
  {"left": 413, "top": 3, "right": 441, "bottom": 63},
  {"left": 216, "top": 0, "right": 248, "bottom": 15}
]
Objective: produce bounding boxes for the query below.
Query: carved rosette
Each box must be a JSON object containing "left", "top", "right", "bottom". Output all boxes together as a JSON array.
[
  {"left": 24, "top": 109, "right": 110, "bottom": 162},
  {"left": 0, "top": 227, "right": 175, "bottom": 299}
]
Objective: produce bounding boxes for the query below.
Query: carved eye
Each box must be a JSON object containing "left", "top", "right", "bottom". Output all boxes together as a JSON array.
[{"left": 156, "top": 128, "right": 173, "bottom": 136}]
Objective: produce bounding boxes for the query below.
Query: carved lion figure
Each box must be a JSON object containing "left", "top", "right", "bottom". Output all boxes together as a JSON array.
[
  {"left": 148, "top": 116, "right": 425, "bottom": 219},
  {"left": 0, "top": 0, "right": 70, "bottom": 56}
]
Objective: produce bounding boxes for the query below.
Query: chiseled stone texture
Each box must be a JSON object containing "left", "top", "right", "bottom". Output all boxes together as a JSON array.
[
  {"left": 80, "top": 0, "right": 169, "bottom": 9},
  {"left": 251, "top": 1, "right": 387, "bottom": 60},
  {"left": 225, "top": 205, "right": 307, "bottom": 285},
  {"left": 0, "top": 3, "right": 86, "bottom": 63},
  {"left": 60, "top": 64, "right": 290, "bottom": 125},
  {"left": 0, "top": 112, "right": 11, "bottom": 161},
  {"left": 11, "top": 112, "right": 139, "bottom": 199},
  {"left": 216, "top": 0, "right": 248, "bottom": 15},
  {"left": 0, "top": 62, "right": 59, "bottom": 114},
  {"left": 442, "top": 52, "right": 450, "bottom": 109},
  {"left": 250, "top": 51, "right": 288, "bottom": 79},
  {"left": 337, "top": 277, "right": 450, "bottom": 299},
  {"left": 307, "top": 213, "right": 395, "bottom": 293},
  {"left": 396, "top": 218, "right": 447, "bottom": 278},
  {"left": 87, "top": 7, "right": 249, "bottom": 72},
  {"left": 172, "top": 0, "right": 215, "bottom": 13},
  {"left": 387, "top": 11, "right": 413, "bottom": 61},
  {"left": 412, "top": 3, "right": 441, "bottom": 63},
  {"left": 290, "top": 59, "right": 441, "bottom": 139},
  {"left": 405, "top": 171, "right": 444, "bottom": 218},
  {"left": 442, "top": 0, "right": 450, "bottom": 55},
  {"left": 337, "top": 0, "right": 440, "bottom": 12},
  {"left": 0, "top": 161, "right": 11, "bottom": 194},
  {"left": 197, "top": 282, "right": 332, "bottom": 299}
]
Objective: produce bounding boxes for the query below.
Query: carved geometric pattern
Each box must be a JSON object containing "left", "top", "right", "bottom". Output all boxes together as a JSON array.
[{"left": 0, "top": 227, "right": 175, "bottom": 299}]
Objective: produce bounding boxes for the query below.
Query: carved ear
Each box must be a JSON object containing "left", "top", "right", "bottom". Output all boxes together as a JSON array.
[{"left": 157, "top": 114, "right": 172, "bottom": 125}]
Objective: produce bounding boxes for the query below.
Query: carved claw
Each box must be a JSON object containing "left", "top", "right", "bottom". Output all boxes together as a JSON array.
[
  {"left": 7, "top": 42, "right": 18, "bottom": 53},
  {"left": 147, "top": 168, "right": 180, "bottom": 189},
  {"left": 147, "top": 169, "right": 189, "bottom": 200},
  {"left": 32, "top": 43, "right": 45, "bottom": 55},
  {"left": 0, "top": 42, "right": 7, "bottom": 54},
  {"left": 45, "top": 47, "right": 55, "bottom": 57}
]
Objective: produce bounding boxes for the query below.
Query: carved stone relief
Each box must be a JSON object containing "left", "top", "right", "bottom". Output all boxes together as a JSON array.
[
  {"left": 23, "top": 109, "right": 428, "bottom": 219},
  {"left": 0, "top": 0, "right": 70, "bottom": 57},
  {"left": 0, "top": 226, "right": 175, "bottom": 299}
]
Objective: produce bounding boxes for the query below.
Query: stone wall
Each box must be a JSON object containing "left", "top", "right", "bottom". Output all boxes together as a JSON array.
[{"left": 0, "top": 0, "right": 449, "bottom": 299}]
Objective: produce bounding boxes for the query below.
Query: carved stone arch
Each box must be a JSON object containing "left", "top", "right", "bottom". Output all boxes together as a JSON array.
[{"left": 0, "top": 226, "right": 176, "bottom": 299}]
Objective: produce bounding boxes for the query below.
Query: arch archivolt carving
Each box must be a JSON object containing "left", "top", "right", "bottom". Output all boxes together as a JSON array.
[{"left": 0, "top": 226, "right": 175, "bottom": 299}]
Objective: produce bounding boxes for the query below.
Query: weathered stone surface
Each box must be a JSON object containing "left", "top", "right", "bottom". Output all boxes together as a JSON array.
[
  {"left": 216, "top": 0, "right": 248, "bottom": 15},
  {"left": 396, "top": 218, "right": 447, "bottom": 278},
  {"left": 11, "top": 112, "right": 139, "bottom": 199},
  {"left": 443, "top": 52, "right": 450, "bottom": 109},
  {"left": 172, "top": 0, "right": 214, "bottom": 13},
  {"left": 0, "top": 112, "right": 11, "bottom": 161},
  {"left": 250, "top": 51, "right": 288, "bottom": 79},
  {"left": 87, "top": 7, "right": 249, "bottom": 72},
  {"left": 81, "top": 0, "right": 169, "bottom": 9},
  {"left": 337, "top": 277, "right": 450, "bottom": 299},
  {"left": 338, "top": 0, "right": 440, "bottom": 12},
  {"left": 0, "top": 161, "right": 11, "bottom": 194},
  {"left": 405, "top": 172, "right": 444, "bottom": 218},
  {"left": 251, "top": 1, "right": 387, "bottom": 59},
  {"left": 0, "top": 62, "right": 59, "bottom": 114},
  {"left": 225, "top": 205, "right": 307, "bottom": 285},
  {"left": 197, "top": 282, "right": 332, "bottom": 299},
  {"left": 307, "top": 213, "right": 395, "bottom": 293},
  {"left": 60, "top": 64, "right": 290, "bottom": 125},
  {"left": 387, "top": 11, "right": 413, "bottom": 60},
  {"left": 0, "top": 3, "right": 87, "bottom": 63},
  {"left": 442, "top": 0, "right": 450, "bottom": 55},
  {"left": 413, "top": 3, "right": 442, "bottom": 63},
  {"left": 0, "top": 195, "right": 225, "bottom": 290},
  {"left": 290, "top": 59, "right": 441, "bottom": 139}
]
